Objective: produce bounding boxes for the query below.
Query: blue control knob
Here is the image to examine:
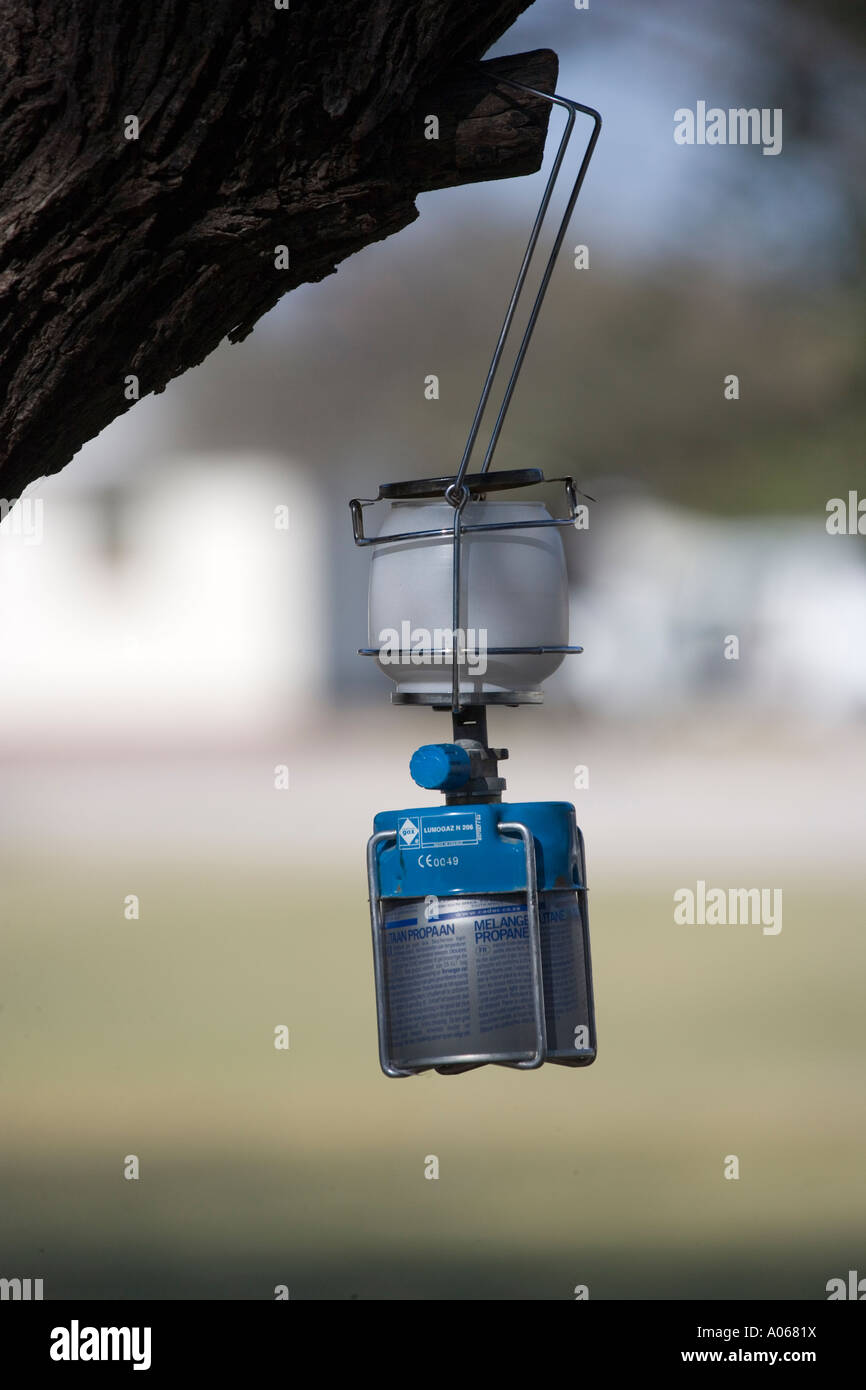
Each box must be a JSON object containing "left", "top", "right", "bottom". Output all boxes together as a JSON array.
[{"left": 409, "top": 743, "right": 472, "bottom": 792}]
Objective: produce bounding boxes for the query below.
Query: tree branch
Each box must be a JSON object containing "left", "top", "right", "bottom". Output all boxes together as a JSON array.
[{"left": 0, "top": 0, "right": 556, "bottom": 499}]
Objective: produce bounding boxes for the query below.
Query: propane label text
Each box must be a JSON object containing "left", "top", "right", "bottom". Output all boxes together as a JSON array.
[
  {"left": 474, "top": 904, "right": 571, "bottom": 942},
  {"left": 384, "top": 921, "right": 457, "bottom": 943}
]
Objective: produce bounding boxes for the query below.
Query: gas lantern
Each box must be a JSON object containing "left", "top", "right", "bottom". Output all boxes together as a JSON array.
[{"left": 349, "top": 77, "right": 601, "bottom": 1076}]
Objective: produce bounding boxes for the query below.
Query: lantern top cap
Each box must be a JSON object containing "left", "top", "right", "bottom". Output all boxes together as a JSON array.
[{"left": 378, "top": 468, "right": 543, "bottom": 501}]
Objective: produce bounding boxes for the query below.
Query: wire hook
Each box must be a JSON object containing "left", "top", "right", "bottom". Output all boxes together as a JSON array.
[{"left": 451, "top": 80, "right": 601, "bottom": 492}]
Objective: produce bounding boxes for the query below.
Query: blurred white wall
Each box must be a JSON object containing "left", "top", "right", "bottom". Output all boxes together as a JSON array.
[
  {"left": 559, "top": 496, "right": 866, "bottom": 720},
  {"left": 0, "top": 455, "right": 325, "bottom": 747},
  {"left": 3, "top": 464, "right": 865, "bottom": 750}
]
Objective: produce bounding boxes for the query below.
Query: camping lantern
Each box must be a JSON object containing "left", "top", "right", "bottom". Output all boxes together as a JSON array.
[
  {"left": 367, "top": 477, "right": 571, "bottom": 701},
  {"left": 349, "top": 76, "right": 601, "bottom": 1076}
]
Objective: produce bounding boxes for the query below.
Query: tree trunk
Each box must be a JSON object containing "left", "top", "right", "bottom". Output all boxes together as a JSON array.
[{"left": 0, "top": 1, "right": 556, "bottom": 500}]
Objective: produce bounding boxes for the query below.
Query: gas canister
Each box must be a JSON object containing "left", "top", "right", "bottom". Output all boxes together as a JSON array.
[{"left": 368, "top": 796, "right": 595, "bottom": 1075}]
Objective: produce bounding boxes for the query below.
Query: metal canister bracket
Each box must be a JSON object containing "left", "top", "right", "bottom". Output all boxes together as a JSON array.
[
  {"left": 496, "top": 820, "right": 547, "bottom": 1069},
  {"left": 366, "top": 829, "right": 413, "bottom": 1078},
  {"left": 366, "top": 816, "right": 570, "bottom": 1076}
]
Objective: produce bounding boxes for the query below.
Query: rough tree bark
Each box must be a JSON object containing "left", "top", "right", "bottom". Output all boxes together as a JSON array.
[{"left": 0, "top": 1, "right": 557, "bottom": 501}]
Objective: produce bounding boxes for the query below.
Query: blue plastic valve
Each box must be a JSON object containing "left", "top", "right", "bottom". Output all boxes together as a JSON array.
[{"left": 409, "top": 743, "right": 472, "bottom": 792}]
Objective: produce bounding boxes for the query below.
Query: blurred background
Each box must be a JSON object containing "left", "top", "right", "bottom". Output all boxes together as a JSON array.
[{"left": 1, "top": 0, "right": 864, "bottom": 1299}]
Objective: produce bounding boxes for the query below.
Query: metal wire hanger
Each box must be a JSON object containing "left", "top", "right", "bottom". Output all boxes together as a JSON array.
[{"left": 448, "top": 74, "right": 602, "bottom": 499}]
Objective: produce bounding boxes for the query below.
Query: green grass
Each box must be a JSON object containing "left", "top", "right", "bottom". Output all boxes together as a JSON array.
[{"left": 1, "top": 854, "right": 863, "bottom": 1299}]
